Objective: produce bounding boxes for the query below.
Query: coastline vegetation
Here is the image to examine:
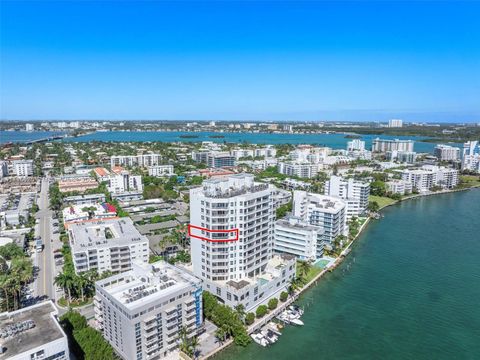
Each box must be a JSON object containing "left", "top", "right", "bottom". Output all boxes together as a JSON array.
[
  {"left": 203, "top": 291, "right": 251, "bottom": 347},
  {"left": 60, "top": 310, "right": 116, "bottom": 359}
]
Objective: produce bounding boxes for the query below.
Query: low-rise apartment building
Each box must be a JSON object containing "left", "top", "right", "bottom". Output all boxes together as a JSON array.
[
  {"left": 386, "top": 179, "right": 413, "bottom": 195},
  {"left": 206, "top": 152, "right": 236, "bottom": 168},
  {"left": 94, "top": 261, "right": 203, "bottom": 360},
  {"left": 401, "top": 165, "right": 459, "bottom": 192},
  {"left": 386, "top": 151, "right": 417, "bottom": 164},
  {"left": 324, "top": 176, "right": 370, "bottom": 218},
  {"left": 292, "top": 191, "right": 348, "bottom": 246},
  {"left": 372, "top": 138, "right": 414, "bottom": 153},
  {"left": 277, "top": 161, "right": 318, "bottom": 179},
  {"left": 13, "top": 160, "right": 34, "bottom": 177},
  {"left": 110, "top": 154, "right": 162, "bottom": 168},
  {"left": 107, "top": 171, "right": 143, "bottom": 194},
  {"left": 434, "top": 145, "right": 460, "bottom": 162},
  {"left": 58, "top": 175, "right": 99, "bottom": 193},
  {"left": 0, "top": 301, "right": 69, "bottom": 360},
  {"left": 274, "top": 216, "right": 324, "bottom": 261},
  {"left": 148, "top": 165, "right": 175, "bottom": 177},
  {"left": 68, "top": 218, "right": 149, "bottom": 274}
]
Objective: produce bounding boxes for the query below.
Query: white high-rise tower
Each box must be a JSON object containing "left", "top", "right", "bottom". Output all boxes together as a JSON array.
[{"left": 189, "top": 174, "right": 295, "bottom": 310}]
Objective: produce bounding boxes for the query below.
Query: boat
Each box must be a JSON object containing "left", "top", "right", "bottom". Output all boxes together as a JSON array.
[
  {"left": 276, "top": 313, "right": 291, "bottom": 324},
  {"left": 286, "top": 309, "right": 301, "bottom": 319},
  {"left": 266, "top": 322, "right": 282, "bottom": 336},
  {"left": 262, "top": 329, "right": 279, "bottom": 344},
  {"left": 251, "top": 332, "right": 269, "bottom": 347},
  {"left": 288, "top": 305, "right": 304, "bottom": 316},
  {"left": 289, "top": 317, "right": 304, "bottom": 326}
]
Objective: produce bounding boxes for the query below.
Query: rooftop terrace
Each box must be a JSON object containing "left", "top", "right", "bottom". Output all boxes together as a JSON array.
[
  {"left": 68, "top": 218, "right": 147, "bottom": 253},
  {"left": 0, "top": 302, "right": 65, "bottom": 358}
]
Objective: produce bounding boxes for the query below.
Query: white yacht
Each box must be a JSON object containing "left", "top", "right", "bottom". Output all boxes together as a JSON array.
[{"left": 251, "top": 332, "right": 269, "bottom": 347}]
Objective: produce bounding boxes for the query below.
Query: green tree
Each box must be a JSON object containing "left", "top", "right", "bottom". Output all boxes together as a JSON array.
[
  {"left": 55, "top": 272, "right": 73, "bottom": 304},
  {"left": 370, "top": 180, "right": 386, "bottom": 196},
  {"left": 255, "top": 305, "right": 268, "bottom": 318},
  {"left": 245, "top": 312, "right": 255, "bottom": 325},
  {"left": 234, "top": 304, "right": 246, "bottom": 323},
  {"left": 276, "top": 200, "right": 292, "bottom": 219},
  {"left": 297, "top": 260, "right": 312, "bottom": 280},
  {"left": 368, "top": 201, "right": 380, "bottom": 213},
  {"left": 279, "top": 291, "right": 288, "bottom": 302},
  {"left": 268, "top": 298, "right": 278, "bottom": 310}
]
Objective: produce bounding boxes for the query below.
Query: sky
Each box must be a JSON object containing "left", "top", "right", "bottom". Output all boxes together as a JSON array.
[{"left": 1, "top": 1, "right": 479, "bottom": 123}]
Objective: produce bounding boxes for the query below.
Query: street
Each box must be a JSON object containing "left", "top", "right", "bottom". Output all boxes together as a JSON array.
[{"left": 33, "top": 177, "right": 59, "bottom": 300}]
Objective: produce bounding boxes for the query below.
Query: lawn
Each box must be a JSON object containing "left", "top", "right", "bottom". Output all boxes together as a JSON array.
[
  {"left": 459, "top": 175, "right": 480, "bottom": 189},
  {"left": 297, "top": 260, "right": 323, "bottom": 284},
  {"left": 369, "top": 195, "right": 398, "bottom": 209}
]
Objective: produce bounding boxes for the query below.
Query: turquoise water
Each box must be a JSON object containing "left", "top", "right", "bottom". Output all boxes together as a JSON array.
[
  {"left": 217, "top": 189, "right": 480, "bottom": 360},
  {"left": 0, "top": 130, "right": 460, "bottom": 153},
  {"left": 69, "top": 131, "right": 438, "bottom": 152},
  {"left": 0, "top": 130, "right": 66, "bottom": 143}
]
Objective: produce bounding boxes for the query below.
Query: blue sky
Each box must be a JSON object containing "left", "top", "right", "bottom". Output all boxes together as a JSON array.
[{"left": 1, "top": 1, "right": 479, "bottom": 122}]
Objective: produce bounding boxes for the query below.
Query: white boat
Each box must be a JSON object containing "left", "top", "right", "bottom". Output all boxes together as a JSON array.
[
  {"left": 262, "top": 329, "right": 278, "bottom": 344},
  {"left": 289, "top": 317, "right": 304, "bottom": 326},
  {"left": 276, "top": 314, "right": 291, "bottom": 324},
  {"left": 286, "top": 310, "right": 301, "bottom": 319},
  {"left": 251, "top": 332, "right": 269, "bottom": 347},
  {"left": 266, "top": 323, "right": 282, "bottom": 336},
  {"left": 289, "top": 305, "right": 304, "bottom": 316}
]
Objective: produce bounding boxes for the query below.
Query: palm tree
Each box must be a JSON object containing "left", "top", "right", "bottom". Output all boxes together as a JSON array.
[
  {"left": 0, "top": 273, "right": 11, "bottom": 311},
  {"left": 214, "top": 327, "right": 227, "bottom": 344},
  {"left": 298, "top": 260, "right": 312, "bottom": 280},
  {"left": 190, "top": 336, "right": 199, "bottom": 359},
  {"left": 75, "top": 274, "right": 88, "bottom": 302},
  {"left": 288, "top": 277, "right": 302, "bottom": 297},
  {"left": 234, "top": 304, "right": 246, "bottom": 323},
  {"left": 178, "top": 327, "right": 194, "bottom": 357},
  {"left": 55, "top": 273, "right": 72, "bottom": 304}
]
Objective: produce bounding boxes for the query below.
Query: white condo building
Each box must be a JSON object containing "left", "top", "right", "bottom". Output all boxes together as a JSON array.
[
  {"left": 372, "top": 138, "right": 414, "bottom": 153},
  {"left": 461, "top": 141, "right": 480, "bottom": 173},
  {"left": 324, "top": 176, "right": 370, "bottom": 218},
  {"left": 388, "top": 119, "right": 403, "bottom": 128},
  {"left": 289, "top": 146, "right": 331, "bottom": 164},
  {"left": 94, "top": 261, "right": 203, "bottom": 360},
  {"left": 434, "top": 145, "right": 460, "bottom": 162},
  {"left": 68, "top": 218, "right": 149, "bottom": 274},
  {"left": 386, "top": 151, "right": 417, "bottom": 164},
  {"left": 231, "top": 149, "right": 254, "bottom": 159},
  {"left": 107, "top": 171, "right": 143, "bottom": 194},
  {"left": 25, "top": 123, "right": 34, "bottom": 131},
  {"left": 111, "top": 154, "right": 162, "bottom": 168},
  {"left": 255, "top": 146, "right": 277, "bottom": 158},
  {"left": 231, "top": 146, "right": 276, "bottom": 160},
  {"left": 292, "top": 191, "right": 348, "bottom": 246},
  {"left": 346, "top": 139, "right": 365, "bottom": 151},
  {"left": 274, "top": 216, "right": 324, "bottom": 261},
  {"left": 401, "top": 165, "right": 459, "bottom": 192},
  {"left": 0, "top": 301, "right": 69, "bottom": 360},
  {"left": 148, "top": 165, "right": 175, "bottom": 177},
  {"left": 386, "top": 179, "right": 413, "bottom": 195},
  {"left": 189, "top": 174, "right": 296, "bottom": 310},
  {"left": 13, "top": 160, "right": 34, "bottom": 177},
  {"left": 277, "top": 161, "right": 318, "bottom": 179}
]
